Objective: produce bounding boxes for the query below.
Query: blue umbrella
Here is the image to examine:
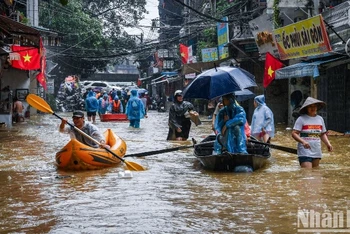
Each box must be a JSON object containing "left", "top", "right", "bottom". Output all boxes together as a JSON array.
[
  {"left": 234, "top": 89, "right": 255, "bottom": 102},
  {"left": 92, "top": 87, "right": 103, "bottom": 92},
  {"left": 137, "top": 88, "right": 148, "bottom": 95},
  {"left": 183, "top": 66, "right": 257, "bottom": 100}
]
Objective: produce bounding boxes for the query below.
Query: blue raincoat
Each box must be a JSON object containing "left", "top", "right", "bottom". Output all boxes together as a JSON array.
[
  {"left": 125, "top": 90, "right": 145, "bottom": 123},
  {"left": 251, "top": 95, "right": 275, "bottom": 139},
  {"left": 85, "top": 90, "right": 98, "bottom": 112},
  {"left": 98, "top": 94, "right": 109, "bottom": 114},
  {"left": 214, "top": 98, "right": 247, "bottom": 154}
]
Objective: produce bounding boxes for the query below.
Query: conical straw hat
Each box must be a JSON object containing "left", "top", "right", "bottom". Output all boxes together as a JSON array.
[{"left": 299, "top": 97, "right": 326, "bottom": 114}]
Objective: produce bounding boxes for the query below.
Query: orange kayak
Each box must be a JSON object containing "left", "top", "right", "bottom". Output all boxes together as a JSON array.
[{"left": 55, "top": 129, "right": 127, "bottom": 170}]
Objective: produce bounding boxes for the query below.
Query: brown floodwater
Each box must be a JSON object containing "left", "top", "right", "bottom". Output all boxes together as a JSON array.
[{"left": 0, "top": 111, "right": 350, "bottom": 233}]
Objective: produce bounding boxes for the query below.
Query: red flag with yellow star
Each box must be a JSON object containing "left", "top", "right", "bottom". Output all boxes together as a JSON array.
[
  {"left": 179, "top": 44, "right": 189, "bottom": 64},
  {"left": 11, "top": 45, "right": 41, "bottom": 70},
  {"left": 263, "top": 52, "right": 284, "bottom": 88},
  {"left": 36, "top": 38, "right": 47, "bottom": 90},
  {"left": 36, "top": 55, "right": 47, "bottom": 90}
]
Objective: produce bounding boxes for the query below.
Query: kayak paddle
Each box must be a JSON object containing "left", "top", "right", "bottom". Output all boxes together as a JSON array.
[
  {"left": 26, "top": 94, "right": 145, "bottom": 171},
  {"left": 248, "top": 139, "right": 297, "bottom": 154},
  {"left": 124, "top": 140, "right": 215, "bottom": 157}
]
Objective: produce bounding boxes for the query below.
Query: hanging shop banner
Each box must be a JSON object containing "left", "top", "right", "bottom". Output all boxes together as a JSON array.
[
  {"left": 201, "top": 47, "right": 218, "bottom": 62},
  {"left": 217, "top": 16, "right": 229, "bottom": 60},
  {"left": 273, "top": 15, "right": 332, "bottom": 60}
]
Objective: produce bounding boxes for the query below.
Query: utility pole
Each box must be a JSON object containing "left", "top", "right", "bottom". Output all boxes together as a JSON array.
[
  {"left": 313, "top": 0, "right": 320, "bottom": 16},
  {"left": 211, "top": 0, "right": 216, "bottom": 15}
]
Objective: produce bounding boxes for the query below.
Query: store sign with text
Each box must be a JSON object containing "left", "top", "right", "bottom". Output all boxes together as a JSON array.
[{"left": 273, "top": 15, "right": 332, "bottom": 60}]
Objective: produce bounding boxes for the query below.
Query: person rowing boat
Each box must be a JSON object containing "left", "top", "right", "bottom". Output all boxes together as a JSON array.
[{"left": 59, "top": 111, "right": 109, "bottom": 149}]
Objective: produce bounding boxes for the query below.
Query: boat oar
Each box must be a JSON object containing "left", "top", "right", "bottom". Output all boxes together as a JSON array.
[
  {"left": 125, "top": 140, "right": 215, "bottom": 158},
  {"left": 26, "top": 94, "right": 145, "bottom": 171},
  {"left": 248, "top": 139, "right": 297, "bottom": 154}
]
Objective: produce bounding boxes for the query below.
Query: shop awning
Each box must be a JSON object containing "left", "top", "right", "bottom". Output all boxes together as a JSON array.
[
  {"left": 181, "top": 57, "right": 230, "bottom": 75},
  {"left": 0, "top": 16, "right": 41, "bottom": 47},
  {"left": 138, "top": 76, "right": 153, "bottom": 81},
  {"left": 161, "top": 71, "right": 178, "bottom": 76},
  {"left": 275, "top": 57, "right": 346, "bottom": 79},
  {"left": 167, "top": 76, "right": 182, "bottom": 83},
  {"left": 151, "top": 76, "right": 181, "bottom": 85},
  {"left": 150, "top": 75, "right": 166, "bottom": 83}
]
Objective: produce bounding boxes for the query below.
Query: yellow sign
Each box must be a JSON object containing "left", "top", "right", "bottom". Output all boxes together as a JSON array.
[{"left": 273, "top": 15, "right": 332, "bottom": 60}]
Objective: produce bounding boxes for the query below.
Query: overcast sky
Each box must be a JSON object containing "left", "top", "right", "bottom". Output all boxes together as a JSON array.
[{"left": 125, "top": 0, "right": 159, "bottom": 40}]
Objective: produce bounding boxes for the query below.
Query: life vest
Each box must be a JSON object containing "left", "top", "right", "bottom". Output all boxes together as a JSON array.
[{"left": 113, "top": 100, "right": 121, "bottom": 112}]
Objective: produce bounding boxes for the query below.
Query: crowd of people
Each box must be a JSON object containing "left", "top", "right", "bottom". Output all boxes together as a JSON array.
[
  {"left": 59, "top": 86, "right": 333, "bottom": 169},
  {"left": 206, "top": 92, "right": 332, "bottom": 169},
  {"left": 81, "top": 88, "right": 148, "bottom": 127},
  {"left": 58, "top": 87, "right": 149, "bottom": 150}
]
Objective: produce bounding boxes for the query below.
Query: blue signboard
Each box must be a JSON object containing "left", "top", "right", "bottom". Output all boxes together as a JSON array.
[{"left": 217, "top": 16, "right": 229, "bottom": 59}]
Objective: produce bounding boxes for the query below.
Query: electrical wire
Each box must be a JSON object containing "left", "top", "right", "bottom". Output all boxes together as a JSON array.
[
  {"left": 52, "top": 25, "right": 214, "bottom": 60},
  {"left": 37, "top": 0, "right": 256, "bottom": 61},
  {"left": 46, "top": 30, "right": 103, "bottom": 59}
]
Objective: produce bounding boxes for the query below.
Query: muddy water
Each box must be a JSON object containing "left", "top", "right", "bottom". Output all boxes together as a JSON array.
[{"left": 0, "top": 111, "right": 350, "bottom": 233}]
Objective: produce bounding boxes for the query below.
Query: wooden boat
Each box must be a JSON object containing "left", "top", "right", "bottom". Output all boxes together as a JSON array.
[
  {"left": 55, "top": 129, "right": 127, "bottom": 170},
  {"left": 194, "top": 135, "right": 271, "bottom": 172},
  {"left": 100, "top": 113, "right": 128, "bottom": 122}
]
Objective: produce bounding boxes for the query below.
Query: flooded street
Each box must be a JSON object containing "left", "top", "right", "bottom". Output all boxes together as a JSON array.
[{"left": 1, "top": 111, "right": 350, "bottom": 233}]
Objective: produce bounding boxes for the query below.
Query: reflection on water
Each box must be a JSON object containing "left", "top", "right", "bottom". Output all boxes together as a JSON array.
[{"left": 0, "top": 111, "right": 350, "bottom": 233}]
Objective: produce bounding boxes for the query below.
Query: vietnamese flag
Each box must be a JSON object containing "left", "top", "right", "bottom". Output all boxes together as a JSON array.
[
  {"left": 179, "top": 44, "right": 189, "bottom": 64},
  {"left": 11, "top": 45, "right": 41, "bottom": 70},
  {"left": 36, "top": 55, "right": 47, "bottom": 90},
  {"left": 263, "top": 52, "right": 284, "bottom": 88},
  {"left": 36, "top": 38, "right": 47, "bottom": 90}
]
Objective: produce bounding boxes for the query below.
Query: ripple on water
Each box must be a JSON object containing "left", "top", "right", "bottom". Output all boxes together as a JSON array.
[{"left": 1, "top": 112, "right": 350, "bottom": 233}]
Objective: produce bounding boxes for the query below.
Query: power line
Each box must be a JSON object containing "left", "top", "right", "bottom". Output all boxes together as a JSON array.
[
  {"left": 173, "top": 0, "right": 236, "bottom": 23},
  {"left": 39, "top": 0, "right": 256, "bottom": 62}
]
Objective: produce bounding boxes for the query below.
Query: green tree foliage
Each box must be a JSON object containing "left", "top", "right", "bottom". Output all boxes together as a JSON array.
[
  {"left": 195, "top": 0, "right": 232, "bottom": 61},
  {"left": 39, "top": 0, "right": 146, "bottom": 82},
  {"left": 59, "top": 0, "right": 68, "bottom": 6},
  {"left": 83, "top": 0, "right": 147, "bottom": 37},
  {"left": 196, "top": 27, "right": 217, "bottom": 60}
]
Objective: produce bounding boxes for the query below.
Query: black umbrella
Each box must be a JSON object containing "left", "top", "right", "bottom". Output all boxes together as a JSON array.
[{"left": 183, "top": 66, "right": 257, "bottom": 100}]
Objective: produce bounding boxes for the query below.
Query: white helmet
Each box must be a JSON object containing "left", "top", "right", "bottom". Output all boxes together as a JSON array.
[{"left": 174, "top": 90, "right": 183, "bottom": 97}]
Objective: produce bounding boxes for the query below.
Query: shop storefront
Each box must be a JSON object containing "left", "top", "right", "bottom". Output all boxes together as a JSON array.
[
  {"left": 275, "top": 55, "right": 349, "bottom": 126},
  {"left": 0, "top": 15, "right": 41, "bottom": 127}
]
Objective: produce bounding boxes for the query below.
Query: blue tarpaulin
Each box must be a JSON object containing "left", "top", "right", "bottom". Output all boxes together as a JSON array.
[
  {"left": 275, "top": 57, "right": 344, "bottom": 79},
  {"left": 161, "top": 71, "right": 178, "bottom": 76}
]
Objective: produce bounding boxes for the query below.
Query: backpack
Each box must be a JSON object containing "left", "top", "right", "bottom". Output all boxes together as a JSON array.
[{"left": 131, "top": 100, "right": 138, "bottom": 110}]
